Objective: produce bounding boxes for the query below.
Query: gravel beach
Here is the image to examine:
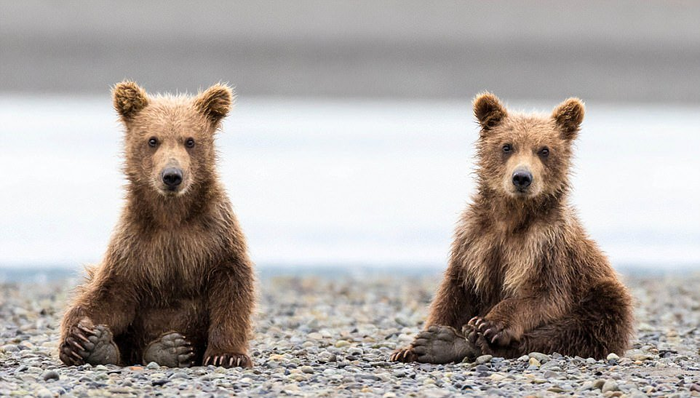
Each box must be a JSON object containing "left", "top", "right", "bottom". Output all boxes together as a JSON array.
[{"left": 1, "top": 271, "right": 699, "bottom": 397}]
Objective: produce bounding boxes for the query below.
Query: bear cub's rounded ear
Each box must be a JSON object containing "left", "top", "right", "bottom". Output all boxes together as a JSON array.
[
  {"left": 194, "top": 84, "right": 234, "bottom": 126},
  {"left": 473, "top": 92, "right": 507, "bottom": 133},
  {"left": 552, "top": 98, "right": 585, "bottom": 139},
  {"left": 113, "top": 81, "right": 149, "bottom": 122}
]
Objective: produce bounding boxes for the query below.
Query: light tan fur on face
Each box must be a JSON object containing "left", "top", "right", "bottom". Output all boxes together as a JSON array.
[
  {"left": 151, "top": 139, "right": 192, "bottom": 197},
  {"left": 478, "top": 113, "right": 574, "bottom": 203},
  {"left": 127, "top": 100, "right": 206, "bottom": 197},
  {"left": 501, "top": 142, "right": 545, "bottom": 199},
  {"left": 112, "top": 82, "right": 233, "bottom": 202}
]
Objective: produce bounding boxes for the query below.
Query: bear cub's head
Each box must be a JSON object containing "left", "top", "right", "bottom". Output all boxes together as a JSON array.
[
  {"left": 473, "top": 93, "right": 584, "bottom": 201},
  {"left": 112, "top": 81, "right": 233, "bottom": 198}
]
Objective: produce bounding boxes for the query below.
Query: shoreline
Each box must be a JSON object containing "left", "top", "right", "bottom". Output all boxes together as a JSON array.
[{"left": 1, "top": 264, "right": 699, "bottom": 284}]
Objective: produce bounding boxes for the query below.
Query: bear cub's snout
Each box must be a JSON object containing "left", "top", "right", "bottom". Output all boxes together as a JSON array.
[
  {"left": 512, "top": 169, "right": 533, "bottom": 190},
  {"left": 162, "top": 167, "right": 183, "bottom": 189}
]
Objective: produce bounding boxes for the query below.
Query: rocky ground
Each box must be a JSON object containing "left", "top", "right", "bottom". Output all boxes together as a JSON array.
[{"left": 1, "top": 271, "right": 699, "bottom": 397}]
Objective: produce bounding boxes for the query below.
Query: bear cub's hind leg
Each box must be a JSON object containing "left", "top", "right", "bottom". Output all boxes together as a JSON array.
[
  {"left": 142, "top": 332, "right": 195, "bottom": 368},
  {"left": 412, "top": 325, "right": 480, "bottom": 364},
  {"left": 60, "top": 318, "right": 120, "bottom": 366},
  {"left": 391, "top": 325, "right": 480, "bottom": 364}
]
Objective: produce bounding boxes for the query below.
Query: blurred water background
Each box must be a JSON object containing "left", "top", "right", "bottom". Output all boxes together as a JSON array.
[{"left": 1, "top": 1, "right": 699, "bottom": 279}]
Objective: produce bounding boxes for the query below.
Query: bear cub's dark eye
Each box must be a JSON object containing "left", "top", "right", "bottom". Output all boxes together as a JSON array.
[
  {"left": 185, "top": 138, "right": 195, "bottom": 148},
  {"left": 539, "top": 147, "right": 550, "bottom": 158},
  {"left": 148, "top": 137, "right": 158, "bottom": 148},
  {"left": 502, "top": 144, "right": 513, "bottom": 154}
]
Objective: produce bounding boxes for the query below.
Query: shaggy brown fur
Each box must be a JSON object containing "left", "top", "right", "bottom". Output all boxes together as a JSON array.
[
  {"left": 59, "top": 81, "right": 255, "bottom": 368},
  {"left": 391, "top": 93, "right": 634, "bottom": 364}
]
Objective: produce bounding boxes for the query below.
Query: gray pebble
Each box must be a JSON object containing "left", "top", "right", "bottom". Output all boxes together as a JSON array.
[
  {"left": 2, "top": 344, "right": 19, "bottom": 353},
  {"left": 146, "top": 361, "right": 160, "bottom": 370},
  {"left": 543, "top": 370, "right": 558, "bottom": 379},
  {"left": 475, "top": 364, "right": 490, "bottom": 373},
  {"left": 41, "top": 370, "right": 59, "bottom": 381},
  {"left": 34, "top": 387, "right": 52, "bottom": 398},
  {"left": 580, "top": 380, "right": 595, "bottom": 390},
  {"left": 170, "top": 372, "right": 189, "bottom": 379},
  {"left": 528, "top": 352, "right": 550, "bottom": 363},
  {"left": 392, "top": 370, "right": 406, "bottom": 378},
  {"left": 318, "top": 352, "right": 336, "bottom": 363},
  {"left": 602, "top": 379, "right": 620, "bottom": 393},
  {"left": 476, "top": 355, "right": 492, "bottom": 364}
]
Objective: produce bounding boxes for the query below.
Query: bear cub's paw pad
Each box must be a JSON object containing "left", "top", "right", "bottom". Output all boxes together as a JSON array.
[
  {"left": 390, "top": 347, "right": 417, "bottom": 363},
  {"left": 143, "top": 332, "right": 195, "bottom": 368},
  {"left": 204, "top": 353, "right": 252, "bottom": 369},
  {"left": 60, "top": 321, "right": 120, "bottom": 366},
  {"left": 468, "top": 316, "right": 512, "bottom": 347},
  {"left": 412, "top": 325, "right": 475, "bottom": 364}
]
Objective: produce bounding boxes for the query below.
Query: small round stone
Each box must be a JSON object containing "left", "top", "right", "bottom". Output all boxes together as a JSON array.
[
  {"left": 41, "top": 370, "right": 59, "bottom": 381},
  {"left": 476, "top": 355, "right": 493, "bottom": 364},
  {"left": 601, "top": 380, "right": 620, "bottom": 393},
  {"left": 34, "top": 387, "right": 52, "bottom": 398},
  {"left": 1, "top": 345, "right": 19, "bottom": 353},
  {"left": 146, "top": 361, "right": 160, "bottom": 370}
]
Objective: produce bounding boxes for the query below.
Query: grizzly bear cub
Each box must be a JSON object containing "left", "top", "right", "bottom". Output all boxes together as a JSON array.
[
  {"left": 392, "top": 93, "right": 634, "bottom": 364},
  {"left": 59, "top": 82, "right": 255, "bottom": 368}
]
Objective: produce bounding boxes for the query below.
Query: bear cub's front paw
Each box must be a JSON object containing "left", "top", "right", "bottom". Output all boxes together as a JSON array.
[
  {"left": 468, "top": 316, "right": 514, "bottom": 347},
  {"left": 60, "top": 318, "right": 120, "bottom": 366}
]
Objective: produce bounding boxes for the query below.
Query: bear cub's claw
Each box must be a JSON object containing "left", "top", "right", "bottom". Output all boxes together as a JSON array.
[
  {"left": 390, "top": 347, "right": 418, "bottom": 363},
  {"left": 142, "top": 332, "right": 195, "bottom": 368},
  {"left": 468, "top": 316, "right": 513, "bottom": 347},
  {"left": 204, "top": 353, "right": 252, "bottom": 368},
  {"left": 60, "top": 319, "right": 120, "bottom": 366}
]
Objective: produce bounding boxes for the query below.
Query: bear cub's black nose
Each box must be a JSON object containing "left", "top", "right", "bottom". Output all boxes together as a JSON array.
[
  {"left": 162, "top": 168, "right": 183, "bottom": 188},
  {"left": 512, "top": 170, "right": 533, "bottom": 189}
]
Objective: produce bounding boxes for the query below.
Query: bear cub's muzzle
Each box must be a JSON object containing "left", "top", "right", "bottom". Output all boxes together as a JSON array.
[
  {"left": 161, "top": 167, "right": 183, "bottom": 190},
  {"left": 512, "top": 168, "right": 533, "bottom": 191}
]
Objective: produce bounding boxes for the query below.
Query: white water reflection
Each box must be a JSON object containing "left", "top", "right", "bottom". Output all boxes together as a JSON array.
[{"left": 1, "top": 96, "right": 698, "bottom": 270}]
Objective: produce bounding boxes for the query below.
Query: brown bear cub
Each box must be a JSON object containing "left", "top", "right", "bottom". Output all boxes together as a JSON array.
[
  {"left": 391, "top": 93, "right": 634, "bottom": 364},
  {"left": 59, "top": 82, "right": 255, "bottom": 368}
]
